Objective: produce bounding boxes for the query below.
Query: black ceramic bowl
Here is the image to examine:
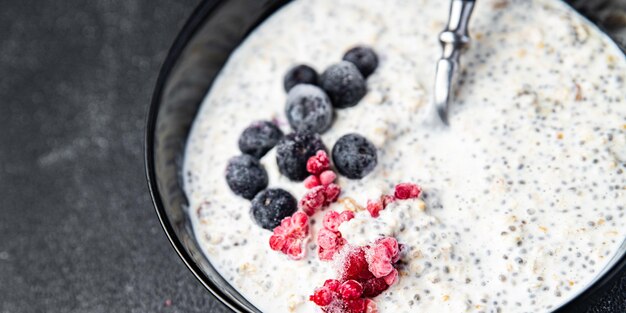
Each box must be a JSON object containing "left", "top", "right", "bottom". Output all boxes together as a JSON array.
[{"left": 145, "top": 1, "right": 626, "bottom": 312}]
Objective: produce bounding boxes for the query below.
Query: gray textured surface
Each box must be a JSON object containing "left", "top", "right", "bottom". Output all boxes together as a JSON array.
[
  {"left": 0, "top": 1, "right": 624, "bottom": 313},
  {"left": 0, "top": 1, "right": 228, "bottom": 312}
]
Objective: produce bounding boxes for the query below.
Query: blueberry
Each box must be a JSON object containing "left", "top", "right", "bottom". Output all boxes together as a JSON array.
[
  {"left": 320, "top": 61, "right": 366, "bottom": 109},
  {"left": 285, "top": 84, "right": 333, "bottom": 134},
  {"left": 276, "top": 132, "right": 326, "bottom": 181},
  {"left": 225, "top": 154, "right": 268, "bottom": 199},
  {"left": 238, "top": 121, "right": 284, "bottom": 159},
  {"left": 251, "top": 188, "right": 298, "bottom": 230},
  {"left": 284, "top": 64, "right": 319, "bottom": 92},
  {"left": 343, "top": 46, "right": 379, "bottom": 78},
  {"left": 332, "top": 133, "right": 377, "bottom": 179}
]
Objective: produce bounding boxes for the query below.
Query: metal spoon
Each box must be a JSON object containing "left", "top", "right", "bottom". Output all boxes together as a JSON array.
[{"left": 433, "top": 0, "right": 476, "bottom": 125}]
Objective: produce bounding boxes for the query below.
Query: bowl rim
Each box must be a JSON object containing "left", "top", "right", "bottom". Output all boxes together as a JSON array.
[
  {"left": 145, "top": 1, "right": 626, "bottom": 312},
  {"left": 144, "top": 1, "right": 252, "bottom": 312}
]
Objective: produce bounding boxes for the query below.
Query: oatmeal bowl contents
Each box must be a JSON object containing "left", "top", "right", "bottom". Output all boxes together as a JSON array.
[{"left": 145, "top": 0, "right": 626, "bottom": 312}]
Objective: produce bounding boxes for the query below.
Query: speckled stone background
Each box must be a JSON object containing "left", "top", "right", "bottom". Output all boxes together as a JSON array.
[{"left": 0, "top": 1, "right": 624, "bottom": 313}]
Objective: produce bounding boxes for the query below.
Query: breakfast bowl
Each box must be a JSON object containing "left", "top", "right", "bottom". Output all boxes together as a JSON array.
[{"left": 145, "top": 0, "right": 626, "bottom": 312}]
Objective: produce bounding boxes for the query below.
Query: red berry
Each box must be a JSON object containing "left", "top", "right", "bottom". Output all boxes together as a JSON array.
[
  {"left": 310, "top": 287, "right": 334, "bottom": 306},
  {"left": 368, "top": 194, "right": 397, "bottom": 218},
  {"left": 366, "top": 244, "right": 394, "bottom": 278},
  {"left": 318, "top": 247, "right": 337, "bottom": 261},
  {"left": 369, "top": 259, "right": 394, "bottom": 278},
  {"left": 343, "top": 298, "right": 367, "bottom": 313},
  {"left": 339, "top": 280, "right": 364, "bottom": 300},
  {"left": 317, "top": 228, "right": 342, "bottom": 250},
  {"left": 321, "top": 304, "right": 344, "bottom": 313},
  {"left": 285, "top": 238, "right": 304, "bottom": 257},
  {"left": 383, "top": 269, "right": 398, "bottom": 286},
  {"left": 318, "top": 210, "right": 355, "bottom": 261},
  {"left": 304, "top": 175, "right": 321, "bottom": 189},
  {"left": 299, "top": 186, "right": 326, "bottom": 215},
  {"left": 339, "top": 210, "right": 355, "bottom": 223},
  {"left": 322, "top": 211, "right": 342, "bottom": 232},
  {"left": 322, "top": 210, "right": 353, "bottom": 232},
  {"left": 366, "top": 199, "right": 383, "bottom": 218},
  {"left": 376, "top": 237, "right": 399, "bottom": 258},
  {"left": 307, "top": 150, "right": 331, "bottom": 175},
  {"left": 319, "top": 170, "right": 337, "bottom": 185},
  {"left": 268, "top": 212, "right": 309, "bottom": 260},
  {"left": 269, "top": 234, "right": 285, "bottom": 251},
  {"left": 324, "top": 279, "right": 341, "bottom": 291},
  {"left": 324, "top": 183, "right": 341, "bottom": 205},
  {"left": 340, "top": 248, "right": 374, "bottom": 281},
  {"left": 362, "top": 277, "right": 389, "bottom": 298},
  {"left": 394, "top": 183, "right": 421, "bottom": 200},
  {"left": 364, "top": 299, "right": 378, "bottom": 313},
  {"left": 362, "top": 237, "right": 401, "bottom": 279}
]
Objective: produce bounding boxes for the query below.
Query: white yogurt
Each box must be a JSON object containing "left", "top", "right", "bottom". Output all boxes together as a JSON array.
[{"left": 183, "top": 0, "right": 626, "bottom": 312}]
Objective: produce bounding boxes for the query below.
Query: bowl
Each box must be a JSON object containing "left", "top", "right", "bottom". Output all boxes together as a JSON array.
[{"left": 145, "top": 1, "right": 626, "bottom": 312}]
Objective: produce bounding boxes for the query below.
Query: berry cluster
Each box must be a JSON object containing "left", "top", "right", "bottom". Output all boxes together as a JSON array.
[
  {"left": 225, "top": 46, "right": 381, "bottom": 213},
  {"left": 317, "top": 210, "right": 355, "bottom": 261},
  {"left": 310, "top": 183, "right": 422, "bottom": 310},
  {"left": 284, "top": 46, "right": 378, "bottom": 114},
  {"left": 310, "top": 238, "right": 402, "bottom": 313},
  {"left": 268, "top": 211, "right": 309, "bottom": 260},
  {"left": 224, "top": 45, "right": 405, "bottom": 272},
  {"left": 269, "top": 151, "right": 342, "bottom": 259},
  {"left": 366, "top": 183, "right": 422, "bottom": 218},
  {"left": 224, "top": 119, "right": 296, "bottom": 229},
  {"left": 225, "top": 120, "right": 283, "bottom": 200},
  {"left": 394, "top": 182, "right": 422, "bottom": 200},
  {"left": 309, "top": 279, "right": 377, "bottom": 313},
  {"left": 300, "top": 151, "right": 342, "bottom": 215},
  {"left": 282, "top": 46, "right": 380, "bottom": 181}
]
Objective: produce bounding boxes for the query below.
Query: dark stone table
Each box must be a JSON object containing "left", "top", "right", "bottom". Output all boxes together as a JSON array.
[{"left": 0, "top": 1, "right": 624, "bottom": 312}]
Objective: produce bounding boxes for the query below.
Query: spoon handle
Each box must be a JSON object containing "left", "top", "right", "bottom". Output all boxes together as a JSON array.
[{"left": 433, "top": 0, "right": 476, "bottom": 125}]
